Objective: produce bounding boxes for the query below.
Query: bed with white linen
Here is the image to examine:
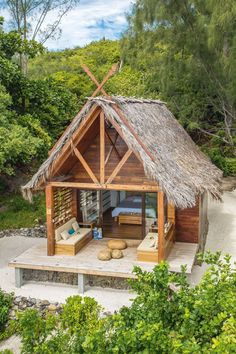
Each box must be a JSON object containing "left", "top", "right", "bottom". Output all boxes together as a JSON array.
[{"left": 111, "top": 195, "right": 156, "bottom": 219}]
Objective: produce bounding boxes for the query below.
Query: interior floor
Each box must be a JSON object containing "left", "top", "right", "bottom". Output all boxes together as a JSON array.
[{"left": 102, "top": 208, "right": 143, "bottom": 240}]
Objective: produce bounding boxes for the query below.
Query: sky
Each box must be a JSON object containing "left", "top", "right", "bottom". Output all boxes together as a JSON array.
[{"left": 1, "top": 0, "right": 134, "bottom": 50}]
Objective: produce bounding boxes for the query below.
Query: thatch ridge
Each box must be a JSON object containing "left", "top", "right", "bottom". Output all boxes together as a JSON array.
[{"left": 22, "top": 96, "right": 222, "bottom": 208}]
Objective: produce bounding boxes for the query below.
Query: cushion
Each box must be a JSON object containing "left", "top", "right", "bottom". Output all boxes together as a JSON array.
[
  {"left": 107, "top": 239, "right": 127, "bottom": 250},
  {"left": 97, "top": 249, "right": 112, "bottom": 261},
  {"left": 72, "top": 221, "right": 80, "bottom": 233},
  {"left": 68, "top": 228, "right": 75, "bottom": 235},
  {"left": 111, "top": 249, "right": 123, "bottom": 259},
  {"left": 56, "top": 228, "right": 91, "bottom": 245},
  {"left": 137, "top": 233, "right": 158, "bottom": 252},
  {"left": 55, "top": 217, "right": 77, "bottom": 242},
  {"left": 61, "top": 230, "right": 70, "bottom": 240}
]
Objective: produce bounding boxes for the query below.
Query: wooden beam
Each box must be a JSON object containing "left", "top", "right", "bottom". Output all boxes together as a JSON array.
[
  {"left": 105, "top": 130, "right": 121, "bottom": 160},
  {"left": 82, "top": 63, "right": 119, "bottom": 98},
  {"left": 142, "top": 193, "right": 146, "bottom": 240},
  {"left": 45, "top": 184, "right": 55, "bottom": 256},
  {"left": 50, "top": 181, "right": 159, "bottom": 192},
  {"left": 71, "top": 188, "right": 78, "bottom": 220},
  {"left": 106, "top": 149, "right": 133, "bottom": 184},
  {"left": 100, "top": 112, "right": 105, "bottom": 184},
  {"left": 73, "top": 147, "right": 99, "bottom": 184},
  {"left": 158, "top": 191, "right": 165, "bottom": 261},
  {"left": 105, "top": 132, "right": 120, "bottom": 165},
  {"left": 167, "top": 203, "right": 176, "bottom": 242},
  {"left": 52, "top": 106, "right": 100, "bottom": 177}
]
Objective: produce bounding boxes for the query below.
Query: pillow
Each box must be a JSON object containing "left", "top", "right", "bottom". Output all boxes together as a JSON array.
[
  {"left": 61, "top": 230, "right": 70, "bottom": 240},
  {"left": 149, "top": 239, "right": 156, "bottom": 248},
  {"left": 72, "top": 221, "right": 80, "bottom": 233},
  {"left": 68, "top": 228, "right": 75, "bottom": 235}
]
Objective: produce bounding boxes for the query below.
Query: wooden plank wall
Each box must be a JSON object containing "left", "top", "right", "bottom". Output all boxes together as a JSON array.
[
  {"left": 69, "top": 128, "right": 156, "bottom": 187},
  {"left": 175, "top": 197, "right": 200, "bottom": 243}
]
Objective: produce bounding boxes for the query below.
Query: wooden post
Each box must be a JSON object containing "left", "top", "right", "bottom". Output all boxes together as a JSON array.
[
  {"left": 46, "top": 184, "right": 55, "bottom": 256},
  {"left": 72, "top": 188, "right": 78, "bottom": 220},
  {"left": 99, "top": 190, "right": 103, "bottom": 228},
  {"left": 100, "top": 112, "right": 105, "bottom": 184},
  {"left": 141, "top": 193, "right": 146, "bottom": 240},
  {"left": 167, "top": 203, "right": 176, "bottom": 241},
  {"left": 158, "top": 191, "right": 165, "bottom": 261}
]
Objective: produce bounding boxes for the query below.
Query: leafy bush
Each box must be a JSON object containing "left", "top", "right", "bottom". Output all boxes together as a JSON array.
[
  {"left": 225, "top": 158, "right": 236, "bottom": 176},
  {"left": 0, "top": 289, "right": 13, "bottom": 333},
  {"left": 17, "top": 253, "right": 236, "bottom": 353},
  {"left": 0, "top": 193, "right": 45, "bottom": 230}
]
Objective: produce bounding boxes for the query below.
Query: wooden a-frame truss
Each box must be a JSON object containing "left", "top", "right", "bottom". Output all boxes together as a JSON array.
[{"left": 51, "top": 63, "right": 157, "bottom": 189}]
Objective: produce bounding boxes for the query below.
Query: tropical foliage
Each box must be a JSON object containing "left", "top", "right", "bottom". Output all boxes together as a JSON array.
[
  {"left": 0, "top": 17, "right": 78, "bottom": 176},
  {"left": 16, "top": 253, "right": 236, "bottom": 353},
  {"left": 122, "top": 0, "right": 236, "bottom": 174}
]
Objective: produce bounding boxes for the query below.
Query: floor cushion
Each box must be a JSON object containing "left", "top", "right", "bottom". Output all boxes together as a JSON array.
[
  {"left": 111, "top": 249, "right": 123, "bottom": 259},
  {"left": 97, "top": 248, "right": 112, "bottom": 261},
  {"left": 107, "top": 239, "right": 127, "bottom": 250}
]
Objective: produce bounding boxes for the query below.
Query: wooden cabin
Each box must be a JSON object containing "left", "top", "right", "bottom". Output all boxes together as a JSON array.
[{"left": 21, "top": 96, "right": 222, "bottom": 264}]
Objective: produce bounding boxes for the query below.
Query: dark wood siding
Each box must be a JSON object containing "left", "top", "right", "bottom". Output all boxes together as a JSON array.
[{"left": 175, "top": 198, "right": 200, "bottom": 243}]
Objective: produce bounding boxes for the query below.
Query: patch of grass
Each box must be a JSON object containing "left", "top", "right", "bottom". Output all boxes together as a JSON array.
[{"left": 0, "top": 193, "right": 45, "bottom": 230}]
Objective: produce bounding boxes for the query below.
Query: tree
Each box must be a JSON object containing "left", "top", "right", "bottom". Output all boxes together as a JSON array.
[
  {"left": 0, "top": 18, "right": 78, "bottom": 176},
  {"left": 122, "top": 0, "right": 236, "bottom": 170},
  {"left": 1, "top": 0, "right": 80, "bottom": 73}
]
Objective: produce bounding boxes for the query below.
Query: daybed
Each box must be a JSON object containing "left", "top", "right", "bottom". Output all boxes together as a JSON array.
[
  {"left": 137, "top": 232, "right": 159, "bottom": 262},
  {"left": 55, "top": 217, "right": 93, "bottom": 256}
]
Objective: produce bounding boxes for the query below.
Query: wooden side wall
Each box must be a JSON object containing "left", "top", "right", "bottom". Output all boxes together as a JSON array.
[
  {"left": 175, "top": 194, "right": 208, "bottom": 245},
  {"left": 175, "top": 198, "right": 200, "bottom": 243}
]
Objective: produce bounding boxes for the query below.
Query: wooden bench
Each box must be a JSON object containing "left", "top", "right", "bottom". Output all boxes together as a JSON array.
[{"left": 55, "top": 218, "right": 93, "bottom": 256}]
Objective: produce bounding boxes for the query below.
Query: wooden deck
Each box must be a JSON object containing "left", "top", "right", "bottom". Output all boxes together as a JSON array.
[{"left": 9, "top": 239, "right": 198, "bottom": 278}]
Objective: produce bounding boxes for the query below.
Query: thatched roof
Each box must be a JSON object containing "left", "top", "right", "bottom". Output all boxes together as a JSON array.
[{"left": 22, "top": 96, "right": 222, "bottom": 208}]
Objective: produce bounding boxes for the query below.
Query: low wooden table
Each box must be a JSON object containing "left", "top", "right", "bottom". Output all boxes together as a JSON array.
[{"left": 118, "top": 213, "right": 142, "bottom": 225}]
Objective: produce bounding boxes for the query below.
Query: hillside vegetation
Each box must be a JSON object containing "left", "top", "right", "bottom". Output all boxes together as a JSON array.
[{"left": 0, "top": 3, "right": 236, "bottom": 228}]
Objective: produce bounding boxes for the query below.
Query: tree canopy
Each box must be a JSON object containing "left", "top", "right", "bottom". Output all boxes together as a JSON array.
[
  {"left": 0, "top": 17, "right": 78, "bottom": 176},
  {"left": 122, "top": 0, "right": 236, "bottom": 174}
]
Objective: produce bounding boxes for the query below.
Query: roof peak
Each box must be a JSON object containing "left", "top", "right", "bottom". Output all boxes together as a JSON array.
[{"left": 89, "top": 95, "right": 165, "bottom": 105}]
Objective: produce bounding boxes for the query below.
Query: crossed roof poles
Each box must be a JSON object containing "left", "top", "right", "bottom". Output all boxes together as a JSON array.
[{"left": 50, "top": 63, "right": 155, "bottom": 163}]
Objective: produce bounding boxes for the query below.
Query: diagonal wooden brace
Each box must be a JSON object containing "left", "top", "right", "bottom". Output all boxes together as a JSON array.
[{"left": 81, "top": 63, "right": 119, "bottom": 97}]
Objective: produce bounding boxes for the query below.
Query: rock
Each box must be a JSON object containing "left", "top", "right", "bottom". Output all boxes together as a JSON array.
[
  {"left": 40, "top": 300, "right": 50, "bottom": 306},
  {"left": 111, "top": 249, "right": 123, "bottom": 259},
  {"left": 107, "top": 239, "right": 127, "bottom": 250},
  {"left": 47, "top": 304, "right": 57, "bottom": 312},
  {"left": 14, "top": 296, "right": 22, "bottom": 304},
  {"left": 97, "top": 248, "right": 112, "bottom": 261}
]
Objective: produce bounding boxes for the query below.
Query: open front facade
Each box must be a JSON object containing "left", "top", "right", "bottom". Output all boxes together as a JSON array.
[{"left": 44, "top": 107, "right": 207, "bottom": 263}]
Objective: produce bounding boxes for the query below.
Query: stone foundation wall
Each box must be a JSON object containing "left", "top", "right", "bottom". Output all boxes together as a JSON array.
[
  {"left": 0, "top": 225, "right": 46, "bottom": 239},
  {"left": 23, "top": 269, "right": 131, "bottom": 290}
]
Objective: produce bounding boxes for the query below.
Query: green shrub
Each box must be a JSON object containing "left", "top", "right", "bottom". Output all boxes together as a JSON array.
[
  {"left": 225, "top": 158, "right": 236, "bottom": 176},
  {"left": 0, "top": 193, "right": 45, "bottom": 230},
  {"left": 17, "top": 253, "right": 236, "bottom": 353},
  {"left": 0, "top": 289, "right": 13, "bottom": 333}
]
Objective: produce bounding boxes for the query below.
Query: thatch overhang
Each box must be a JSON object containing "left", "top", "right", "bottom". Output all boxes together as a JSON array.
[{"left": 22, "top": 96, "right": 222, "bottom": 209}]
